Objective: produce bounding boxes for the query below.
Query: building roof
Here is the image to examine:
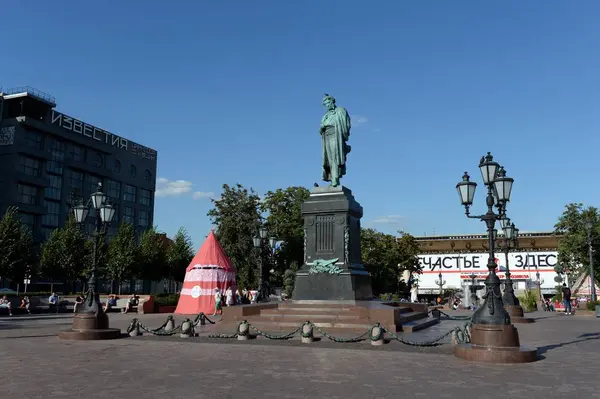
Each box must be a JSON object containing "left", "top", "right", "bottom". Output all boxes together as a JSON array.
[{"left": 412, "top": 231, "right": 561, "bottom": 253}]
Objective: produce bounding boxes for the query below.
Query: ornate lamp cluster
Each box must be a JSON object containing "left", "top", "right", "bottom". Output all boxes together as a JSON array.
[
  {"left": 497, "top": 217, "right": 520, "bottom": 307},
  {"left": 435, "top": 272, "right": 446, "bottom": 296},
  {"left": 455, "top": 152, "right": 514, "bottom": 325},
  {"left": 72, "top": 182, "right": 116, "bottom": 312}
]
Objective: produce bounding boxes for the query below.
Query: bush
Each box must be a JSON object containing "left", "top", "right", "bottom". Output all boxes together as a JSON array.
[
  {"left": 586, "top": 301, "right": 600, "bottom": 311},
  {"left": 379, "top": 293, "right": 392, "bottom": 301},
  {"left": 518, "top": 290, "right": 538, "bottom": 312},
  {"left": 153, "top": 294, "right": 180, "bottom": 307}
]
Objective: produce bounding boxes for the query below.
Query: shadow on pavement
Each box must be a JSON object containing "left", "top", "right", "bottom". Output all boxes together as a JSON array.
[{"left": 538, "top": 335, "right": 600, "bottom": 355}]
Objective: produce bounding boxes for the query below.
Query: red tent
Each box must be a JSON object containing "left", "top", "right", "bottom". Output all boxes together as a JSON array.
[{"left": 174, "top": 231, "right": 237, "bottom": 315}]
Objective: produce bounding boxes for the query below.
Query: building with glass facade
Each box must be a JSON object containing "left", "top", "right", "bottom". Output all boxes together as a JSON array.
[{"left": 0, "top": 87, "right": 157, "bottom": 242}]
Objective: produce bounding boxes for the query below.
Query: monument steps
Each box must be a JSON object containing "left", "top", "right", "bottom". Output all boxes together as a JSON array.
[{"left": 218, "top": 301, "right": 439, "bottom": 335}]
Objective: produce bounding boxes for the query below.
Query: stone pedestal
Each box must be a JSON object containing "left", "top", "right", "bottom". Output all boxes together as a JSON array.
[
  {"left": 59, "top": 310, "right": 121, "bottom": 340},
  {"left": 293, "top": 186, "right": 372, "bottom": 301},
  {"left": 505, "top": 305, "right": 534, "bottom": 324}
]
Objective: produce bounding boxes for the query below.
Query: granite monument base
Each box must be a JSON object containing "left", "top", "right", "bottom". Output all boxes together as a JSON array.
[
  {"left": 505, "top": 305, "right": 534, "bottom": 324},
  {"left": 454, "top": 323, "right": 538, "bottom": 363},
  {"left": 59, "top": 311, "right": 122, "bottom": 341},
  {"left": 293, "top": 272, "right": 372, "bottom": 301}
]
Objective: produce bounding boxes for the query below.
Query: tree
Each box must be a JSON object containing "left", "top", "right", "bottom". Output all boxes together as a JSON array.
[
  {"left": 261, "top": 186, "right": 310, "bottom": 285},
  {"left": 360, "top": 228, "right": 422, "bottom": 296},
  {"left": 39, "top": 216, "right": 89, "bottom": 288},
  {"left": 167, "top": 227, "right": 194, "bottom": 283},
  {"left": 554, "top": 203, "right": 600, "bottom": 284},
  {"left": 106, "top": 222, "right": 137, "bottom": 294},
  {"left": 0, "top": 207, "right": 36, "bottom": 288},
  {"left": 207, "top": 183, "right": 262, "bottom": 290},
  {"left": 137, "top": 226, "right": 169, "bottom": 282}
]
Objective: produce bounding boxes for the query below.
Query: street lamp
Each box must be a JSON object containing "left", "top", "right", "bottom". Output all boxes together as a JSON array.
[
  {"left": 59, "top": 182, "right": 119, "bottom": 340},
  {"left": 535, "top": 270, "right": 544, "bottom": 309},
  {"left": 253, "top": 224, "right": 278, "bottom": 302},
  {"left": 454, "top": 153, "right": 536, "bottom": 363},
  {"left": 435, "top": 272, "right": 446, "bottom": 296},
  {"left": 498, "top": 219, "right": 520, "bottom": 306},
  {"left": 469, "top": 273, "right": 479, "bottom": 307},
  {"left": 456, "top": 153, "right": 513, "bottom": 326},
  {"left": 585, "top": 219, "right": 597, "bottom": 302}
]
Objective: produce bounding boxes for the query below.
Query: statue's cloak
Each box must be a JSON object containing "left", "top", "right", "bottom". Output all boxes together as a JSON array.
[{"left": 321, "top": 106, "right": 351, "bottom": 182}]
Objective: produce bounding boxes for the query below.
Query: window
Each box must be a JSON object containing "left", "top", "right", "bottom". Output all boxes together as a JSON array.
[
  {"left": 124, "top": 184, "right": 136, "bottom": 202},
  {"left": 144, "top": 169, "right": 152, "bottom": 182},
  {"left": 42, "top": 200, "right": 60, "bottom": 227},
  {"left": 19, "top": 213, "right": 36, "bottom": 232},
  {"left": 70, "top": 144, "right": 85, "bottom": 162},
  {"left": 44, "top": 174, "right": 63, "bottom": 200},
  {"left": 113, "top": 159, "right": 121, "bottom": 174},
  {"left": 123, "top": 206, "right": 135, "bottom": 224},
  {"left": 106, "top": 179, "right": 121, "bottom": 203},
  {"left": 139, "top": 189, "right": 152, "bottom": 206},
  {"left": 130, "top": 164, "right": 137, "bottom": 178},
  {"left": 69, "top": 170, "right": 85, "bottom": 201},
  {"left": 24, "top": 130, "right": 42, "bottom": 149},
  {"left": 46, "top": 138, "right": 65, "bottom": 174},
  {"left": 138, "top": 210, "right": 149, "bottom": 227},
  {"left": 19, "top": 155, "right": 41, "bottom": 177},
  {"left": 87, "top": 174, "right": 103, "bottom": 198},
  {"left": 17, "top": 184, "right": 38, "bottom": 205},
  {"left": 92, "top": 152, "right": 105, "bottom": 168}
]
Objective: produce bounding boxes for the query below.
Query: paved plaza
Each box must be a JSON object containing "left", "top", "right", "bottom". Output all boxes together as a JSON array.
[{"left": 1, "top": 311, "right": 599, "bottom": 398}]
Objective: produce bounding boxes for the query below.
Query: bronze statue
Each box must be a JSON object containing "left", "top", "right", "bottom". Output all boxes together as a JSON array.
[{"left": 320, "top": 94, "right": 351, "bottom": 187}]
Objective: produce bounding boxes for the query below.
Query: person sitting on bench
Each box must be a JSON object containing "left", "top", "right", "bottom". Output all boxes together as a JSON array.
[
  {"left": 48, "top": 293, "right": 59, "bottom": 312},
  {"left": 104, "top": 295, "right": 117, "bottom": 312},
  {"left": 0, "top": 296, "right": 12, "bottom": 316},
  {"left": 19, "top": 296, "right": 31, "bottom": 314},
  {"left": 124, "top": 294, "right": 139, "bottom": 314}
]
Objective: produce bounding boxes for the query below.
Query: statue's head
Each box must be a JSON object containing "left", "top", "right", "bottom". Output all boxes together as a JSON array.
[{"left": 322, "top": 94, "right": 336, "bottom": 111}]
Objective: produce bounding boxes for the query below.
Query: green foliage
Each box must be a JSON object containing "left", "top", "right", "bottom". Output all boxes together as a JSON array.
[
  {"left": 283, "top": 268, "right": 296, "bottom": 298},
  {"left": 167, "top": 227, "right": 194, "bottom": 282},
  {"left": 518, "top": 290, "right": 538, "bottom": 312},
  {"left": 153, "top": 293, "right": 180, "bottom": 307},
  {"left": 554, "top": 203, "right": 600, "bottom": 284},
  {"left": 586, "top": 300, "right": 600, "bottom": 311},
  {"left": 0, "top": 207, "right": 36, "bottom": 285},
  {"left": 137, "top": 226, "right": 169, "bottom": 281},
  {"left": 106, "top": 222, "right": 137, "bottom": 293},
  {"left": 361, "top": 228, "right": 422, "bottom": 296},
  {"left": 39, "top": 216, "right": 89, "bottom": 283},
  {"left": 207, "top": 183, "right": 262, "bottom": 290},
  {"left": 261, "top": 186, "right": 310, "bottom": 284}
]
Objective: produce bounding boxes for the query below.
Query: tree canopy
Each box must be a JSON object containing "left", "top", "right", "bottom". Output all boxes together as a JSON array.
[
  {"left": 554, "top": 203, "right": 600, "bottom": 284},
  {"left": 106, "top": 222, "right": 137, "bottom": 293},
  {"left": 207, "top": 183, "right": 262, "bottom": 290},
  {"left": 137, "top": 226, "right": 169, "bottom": 282},
  {"left": 0, "top": 207, "right": 36, "bottom": 286},
  {"left": 167, "top": 227, "right": 195, "bottom": 282}
]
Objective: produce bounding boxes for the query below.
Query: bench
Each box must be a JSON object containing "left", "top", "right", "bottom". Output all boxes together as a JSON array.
[
  {"left": 33, "top": 297, "right": 71, "bottom": 313},
  {"left": 100, "top": 296, "right": 154, "bottom": 314}
]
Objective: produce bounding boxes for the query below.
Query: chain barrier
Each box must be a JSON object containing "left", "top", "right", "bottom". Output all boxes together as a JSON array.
[
  {"left": 207, "top": 319, "right": 472, "bottom": 347},
  {"left": 430, "top": 309, "right": 472, "bottom": 321},
  {"left": 126, "top": 312, "right": 215, "bottom": 337}
]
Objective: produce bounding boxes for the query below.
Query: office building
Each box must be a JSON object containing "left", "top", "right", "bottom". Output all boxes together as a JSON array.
[{"left": 0, "top": 86, "right": 157, "bottom": 242}]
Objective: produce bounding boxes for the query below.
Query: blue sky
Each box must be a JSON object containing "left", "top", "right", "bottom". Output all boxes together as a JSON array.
[{"left": 3, "top": 1, "right": 600, "bottom": 249}]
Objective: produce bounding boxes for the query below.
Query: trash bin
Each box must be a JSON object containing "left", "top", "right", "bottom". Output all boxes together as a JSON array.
[{"left": 596, "top": 304, "right": 600, "bottom": 318}]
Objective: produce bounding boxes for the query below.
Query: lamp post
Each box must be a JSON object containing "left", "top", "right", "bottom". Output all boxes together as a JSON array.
[
  {"left": 469, "top": 273, "right": 478, "bottom": 308},
  {"left": 535, "top": 271, "right": 544, "bottom": 310},
  {"left": 59, "top": 182, "right": 120, "bottom": 340},
  {"left": 454, "top": 152, "right": 537, "bottom": 363},
  {"left": 435, "top": 272, "right": 446, "bottom": 297},
  {"left": 585, "top": 219, "right": 597, "bottom": 302},
  {"left": 253, "top": 225, "right": 278, "bottom": 302}
]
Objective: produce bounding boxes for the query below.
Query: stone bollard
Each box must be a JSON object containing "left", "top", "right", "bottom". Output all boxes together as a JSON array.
[
  {"left": 301, "top": 322, "right": 314, "bottom": 343},
  {"left": 129, "top": 321, "right": 142, "bottom": 337},
  {"left": 180, "top": 319, "right": 194, "bottom": 338},
  {"left": 370, "top": 324, "right": 384, "bottom": 346},
  {"left": 164, "top": 317, "right": 175, "bottom": 333},
  {"left": 237, "top": 321, "right": 250, "bottom": 341}
]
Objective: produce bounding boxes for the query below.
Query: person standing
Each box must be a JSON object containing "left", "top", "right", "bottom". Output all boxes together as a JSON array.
[
  {"left": 225, "top": 286, "right": 234, "bottom": 306},
  {"left": 562, "top": 283, "right": 572, "bottom": 315},
  {"left": 213, "top": 288, "right": 223, "bottom": 316}
]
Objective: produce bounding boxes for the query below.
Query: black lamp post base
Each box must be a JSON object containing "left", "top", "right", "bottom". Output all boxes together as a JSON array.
[
  {"left": 455, "top": 323, "right": 538, "bottom": 363},
  {"left": 59, "top": 311, "right": 122, "bottom": 341}
]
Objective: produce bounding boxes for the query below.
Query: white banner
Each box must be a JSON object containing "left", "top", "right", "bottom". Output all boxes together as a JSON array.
[{"left": 418, "top": 251, "right": 557, "bottom": 272}]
